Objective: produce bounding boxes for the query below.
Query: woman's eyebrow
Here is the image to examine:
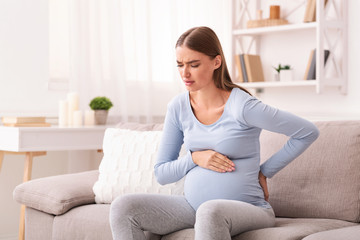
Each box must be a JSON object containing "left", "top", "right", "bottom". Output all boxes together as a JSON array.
[{"left": 176, "top": 60, "right": 200, "bottom": 64}]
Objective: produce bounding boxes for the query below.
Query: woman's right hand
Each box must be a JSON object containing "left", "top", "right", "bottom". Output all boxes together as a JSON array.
[{"left": 191, "top": 150, "right": 235, "bottom": 173}]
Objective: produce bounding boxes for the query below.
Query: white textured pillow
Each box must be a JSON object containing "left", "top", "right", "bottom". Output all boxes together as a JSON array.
[{"left": 93, "top": 128, "right": 185, "bottom": 204}]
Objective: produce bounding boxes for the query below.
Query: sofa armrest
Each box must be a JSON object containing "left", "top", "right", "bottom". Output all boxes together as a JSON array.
[{"left": 13, "top": 170, "right": 99, "bottom": 215}]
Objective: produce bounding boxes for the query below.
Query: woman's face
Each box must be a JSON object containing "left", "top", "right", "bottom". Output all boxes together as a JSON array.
[{"left": 176, "top": 46, "right": 221, "bottom": 92}]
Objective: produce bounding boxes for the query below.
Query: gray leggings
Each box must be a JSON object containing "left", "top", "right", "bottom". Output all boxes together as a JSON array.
[{"left": 110, "top": 194, "right": 275, "bottom": 240}]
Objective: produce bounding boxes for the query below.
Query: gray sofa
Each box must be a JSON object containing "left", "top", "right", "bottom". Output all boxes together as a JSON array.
[{"left": 13, "top": 120, "right": 360, "bottom": 240}]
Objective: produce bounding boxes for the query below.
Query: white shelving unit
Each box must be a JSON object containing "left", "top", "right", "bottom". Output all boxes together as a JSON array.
[
  {"left": 231, "top": 0, "right": 347, "bottom": 94},
  {"left": 233, "top": 22, "right": 318, "bottom": 36},
  {"left": 240, "top": 79, "right": 317, "bottom": 89}
]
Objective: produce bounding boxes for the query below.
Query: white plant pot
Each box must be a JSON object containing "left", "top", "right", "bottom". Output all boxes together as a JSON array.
[
  {"left": 94, "top": 110, "right": 108, "bottom": 125},
  {"left": 279, "top": 70, "right": 293, "bottom": 82},
  {"left": 274, "top": 73, "right": 280, "bottom": 81}
]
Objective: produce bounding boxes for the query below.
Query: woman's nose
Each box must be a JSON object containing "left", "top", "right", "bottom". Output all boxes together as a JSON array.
[{"left": 183, "top": 66, "right": 190, "bottom": 78}]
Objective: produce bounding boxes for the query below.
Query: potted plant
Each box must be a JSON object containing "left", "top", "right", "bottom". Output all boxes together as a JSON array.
[
  {"left": 273, "top": 64, "right": 292, "bottom": 82},
  {"left": 89, "top": 96, "right": 113, "bottom": 125}
]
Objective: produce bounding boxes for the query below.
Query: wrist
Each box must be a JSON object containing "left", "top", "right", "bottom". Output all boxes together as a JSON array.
[{"left": 259, "top": 171, "right": 267, "bottom": 179}]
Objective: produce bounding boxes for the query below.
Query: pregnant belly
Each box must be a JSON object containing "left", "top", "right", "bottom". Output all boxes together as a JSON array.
[{"left": 184, "top": 160, "right": 264, "bottom": 210}]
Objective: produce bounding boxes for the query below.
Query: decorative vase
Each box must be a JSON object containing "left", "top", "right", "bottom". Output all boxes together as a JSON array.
[
  {"left": 94, "top": 110, "right": 108, "bottom": 125},
  {"left": 279, "top": 69, "right": 293, "bottom": 82},
  {"left": 274, "top": 73, "right": 280, "bottom": 81}
]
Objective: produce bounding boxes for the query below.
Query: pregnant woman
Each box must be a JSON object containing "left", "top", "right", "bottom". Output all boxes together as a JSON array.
[{"left": 110, "top": 26, "right": 319, "bottom": 240}]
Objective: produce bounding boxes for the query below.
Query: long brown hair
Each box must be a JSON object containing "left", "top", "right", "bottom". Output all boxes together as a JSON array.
[{"left": 175, "top": 26, "right": 251, "bottom": 95}]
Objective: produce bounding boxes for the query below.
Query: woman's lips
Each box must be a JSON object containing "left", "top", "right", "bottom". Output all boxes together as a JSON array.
[{"left": 184, "top": 80, "right": 194, "bottom": 86}]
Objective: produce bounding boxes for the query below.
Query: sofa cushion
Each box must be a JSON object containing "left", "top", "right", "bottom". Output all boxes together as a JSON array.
[
  {"left": 25, "top": 207, "right": 54, "bottom": 240},
  {"left": 52, "top": 204, "right": 112, "bottom": 240},
  {"left": 302, "top": 225, "right": 360, "bottom": 240},
  {"left": 260, "top": 120, "right": 360, "bottom": 222},
  {"left": 13, "top": 170, "right": 99, "bottom": 215},
  {"left": 234, "top": 217, "right": 357, "bottom": 240},
  {"left": 93, "top": 128, "right": 184, "bottom": 204},
  {"left": 162, "top": 218, "right": 357, "bottom": 240},
  {"left": 52, "top": 204, "right": 162, "bottom": 240}
]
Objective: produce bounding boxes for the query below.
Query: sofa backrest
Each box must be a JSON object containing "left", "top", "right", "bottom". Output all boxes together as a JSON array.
[{"left": 260, "top": 120, "right": 360, "bottom": 222}]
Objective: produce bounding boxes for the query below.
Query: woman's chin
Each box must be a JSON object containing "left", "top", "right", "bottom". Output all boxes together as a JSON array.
[{"left": 185, "top": 85, "right": 197, "bottom": 91}]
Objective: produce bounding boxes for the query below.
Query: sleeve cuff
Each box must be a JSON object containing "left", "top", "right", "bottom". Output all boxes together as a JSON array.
[
  {"left": 260, "top": 164, "right": 273, "bottom": 179},
  {"left": 186, "top": 150, "right": 197, "bottom": 169}
]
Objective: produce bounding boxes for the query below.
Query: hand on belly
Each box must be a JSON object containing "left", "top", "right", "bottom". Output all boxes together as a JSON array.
[{"left": 191, "top": 150, "right": 235, "bottom": 173}]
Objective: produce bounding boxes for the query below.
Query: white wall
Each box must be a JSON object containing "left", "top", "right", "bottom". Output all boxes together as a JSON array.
[
  {"left": 0, "top": 0, "right": 66, "bottom": 115},
  {"left": 0, "top": 0, "right": 359, "bottom": 238},
  {"left": 0, "top": 1, "right": 100, "bottom": 238}
]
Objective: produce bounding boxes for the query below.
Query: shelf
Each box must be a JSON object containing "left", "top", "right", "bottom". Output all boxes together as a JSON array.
[
  {"left": 235, "top": 80, "right": 317, "bottom": 89},
  {"left": 231, "top": 0, "right": 347, "bottom": 94},
  {"left": 232, "top": 22, "right": 317, "bottom": 36}
]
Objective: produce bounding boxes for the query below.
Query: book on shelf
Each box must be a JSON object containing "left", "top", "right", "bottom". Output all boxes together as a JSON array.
[
  {"left": 304, "top": 0, "right": 316, "bottom": 22},
  {"left": 1, "top": 116, "right": 50, "bottom": 127},
  {"left": 3, "top": 122, "right": 51, "bottom": 127},
  {"left": 303, "top": 49, "right": 315, "bottom": 79},
  {"left": 234, "top": 55, "right": 244, "bottom": 82},
  {"left": 303, "top": 0, "right": 329, "bottom": 22},
  {"left": 304, "top": 49, "right": 330, "bottom": 80},
  {"left": 243, "top": 54, "right": 265, "bottom": 82},
  {"left": 1, "top": 116, "right": 46, "bottom": 124},
  {"left": 240, "top": 55, "right": 249, "bottom": 82},
  {"left": 234, "top": 54, "right": 248, "bottom": 83},
  {"left": 235, "top": 54, "right": 264, "bottom": 83}
]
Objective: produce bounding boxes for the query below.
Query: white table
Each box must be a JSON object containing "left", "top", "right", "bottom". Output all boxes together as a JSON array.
[
  {"left": 0, "top": 125, "right": 111, "bottom": 240},
  {"left": 0, "top": 125, "right": 111, "bottom": 152}
]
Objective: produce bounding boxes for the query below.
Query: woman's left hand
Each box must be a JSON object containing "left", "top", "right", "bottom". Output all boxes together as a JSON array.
[{"left": 258, "top": 171, "right": 269, "bottom": 202}]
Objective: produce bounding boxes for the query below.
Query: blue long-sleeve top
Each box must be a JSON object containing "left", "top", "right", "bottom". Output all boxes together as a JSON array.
[{"left": 154, "top": 88, "right": 319, "bottom": 210}]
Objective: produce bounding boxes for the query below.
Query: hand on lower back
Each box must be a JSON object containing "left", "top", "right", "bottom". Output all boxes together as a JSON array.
[
  {"left": 191, "top": 150, "right": 235, "bottom": 173},
  {"left": 259, "top": 171, "right": 269, "bottom": 201}
]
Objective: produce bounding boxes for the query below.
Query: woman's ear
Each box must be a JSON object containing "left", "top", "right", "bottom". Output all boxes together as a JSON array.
[{"left": 214, "top": 55, "right": 222, "bottom": 69}]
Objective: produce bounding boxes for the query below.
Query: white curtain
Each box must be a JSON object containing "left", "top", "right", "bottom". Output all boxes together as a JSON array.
[{"left": 50, "top": 0, "right": 232, "bottom": 123}]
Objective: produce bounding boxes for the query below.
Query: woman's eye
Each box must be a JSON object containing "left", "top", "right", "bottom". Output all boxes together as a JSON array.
[
  {"left": 177, "top": 64, "right": 184, "bottom": 68},
  {"left": 191, "top": 64, "right": 200, "bottom": 68}
]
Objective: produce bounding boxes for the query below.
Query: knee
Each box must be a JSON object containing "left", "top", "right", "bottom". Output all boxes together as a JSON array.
[
  {"left": 110, "top": 194, "right": 140, "bottom": 225},
  {"left": 196, "top": 200, "right": 228, "bottom": 226}
]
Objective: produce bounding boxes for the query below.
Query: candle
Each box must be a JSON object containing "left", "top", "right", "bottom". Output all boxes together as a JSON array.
[
  {"left": 84, "top": 110, "right": 95, "bottom": 126},
  {"left": 67, "top": 92, "right": 79, "bottom": 126},
  {"left": 73, "top": 110, "right": 83, "bottom": 127},
  {"left": 58, "top": 100, "right": 68, "bottom": 126}
]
